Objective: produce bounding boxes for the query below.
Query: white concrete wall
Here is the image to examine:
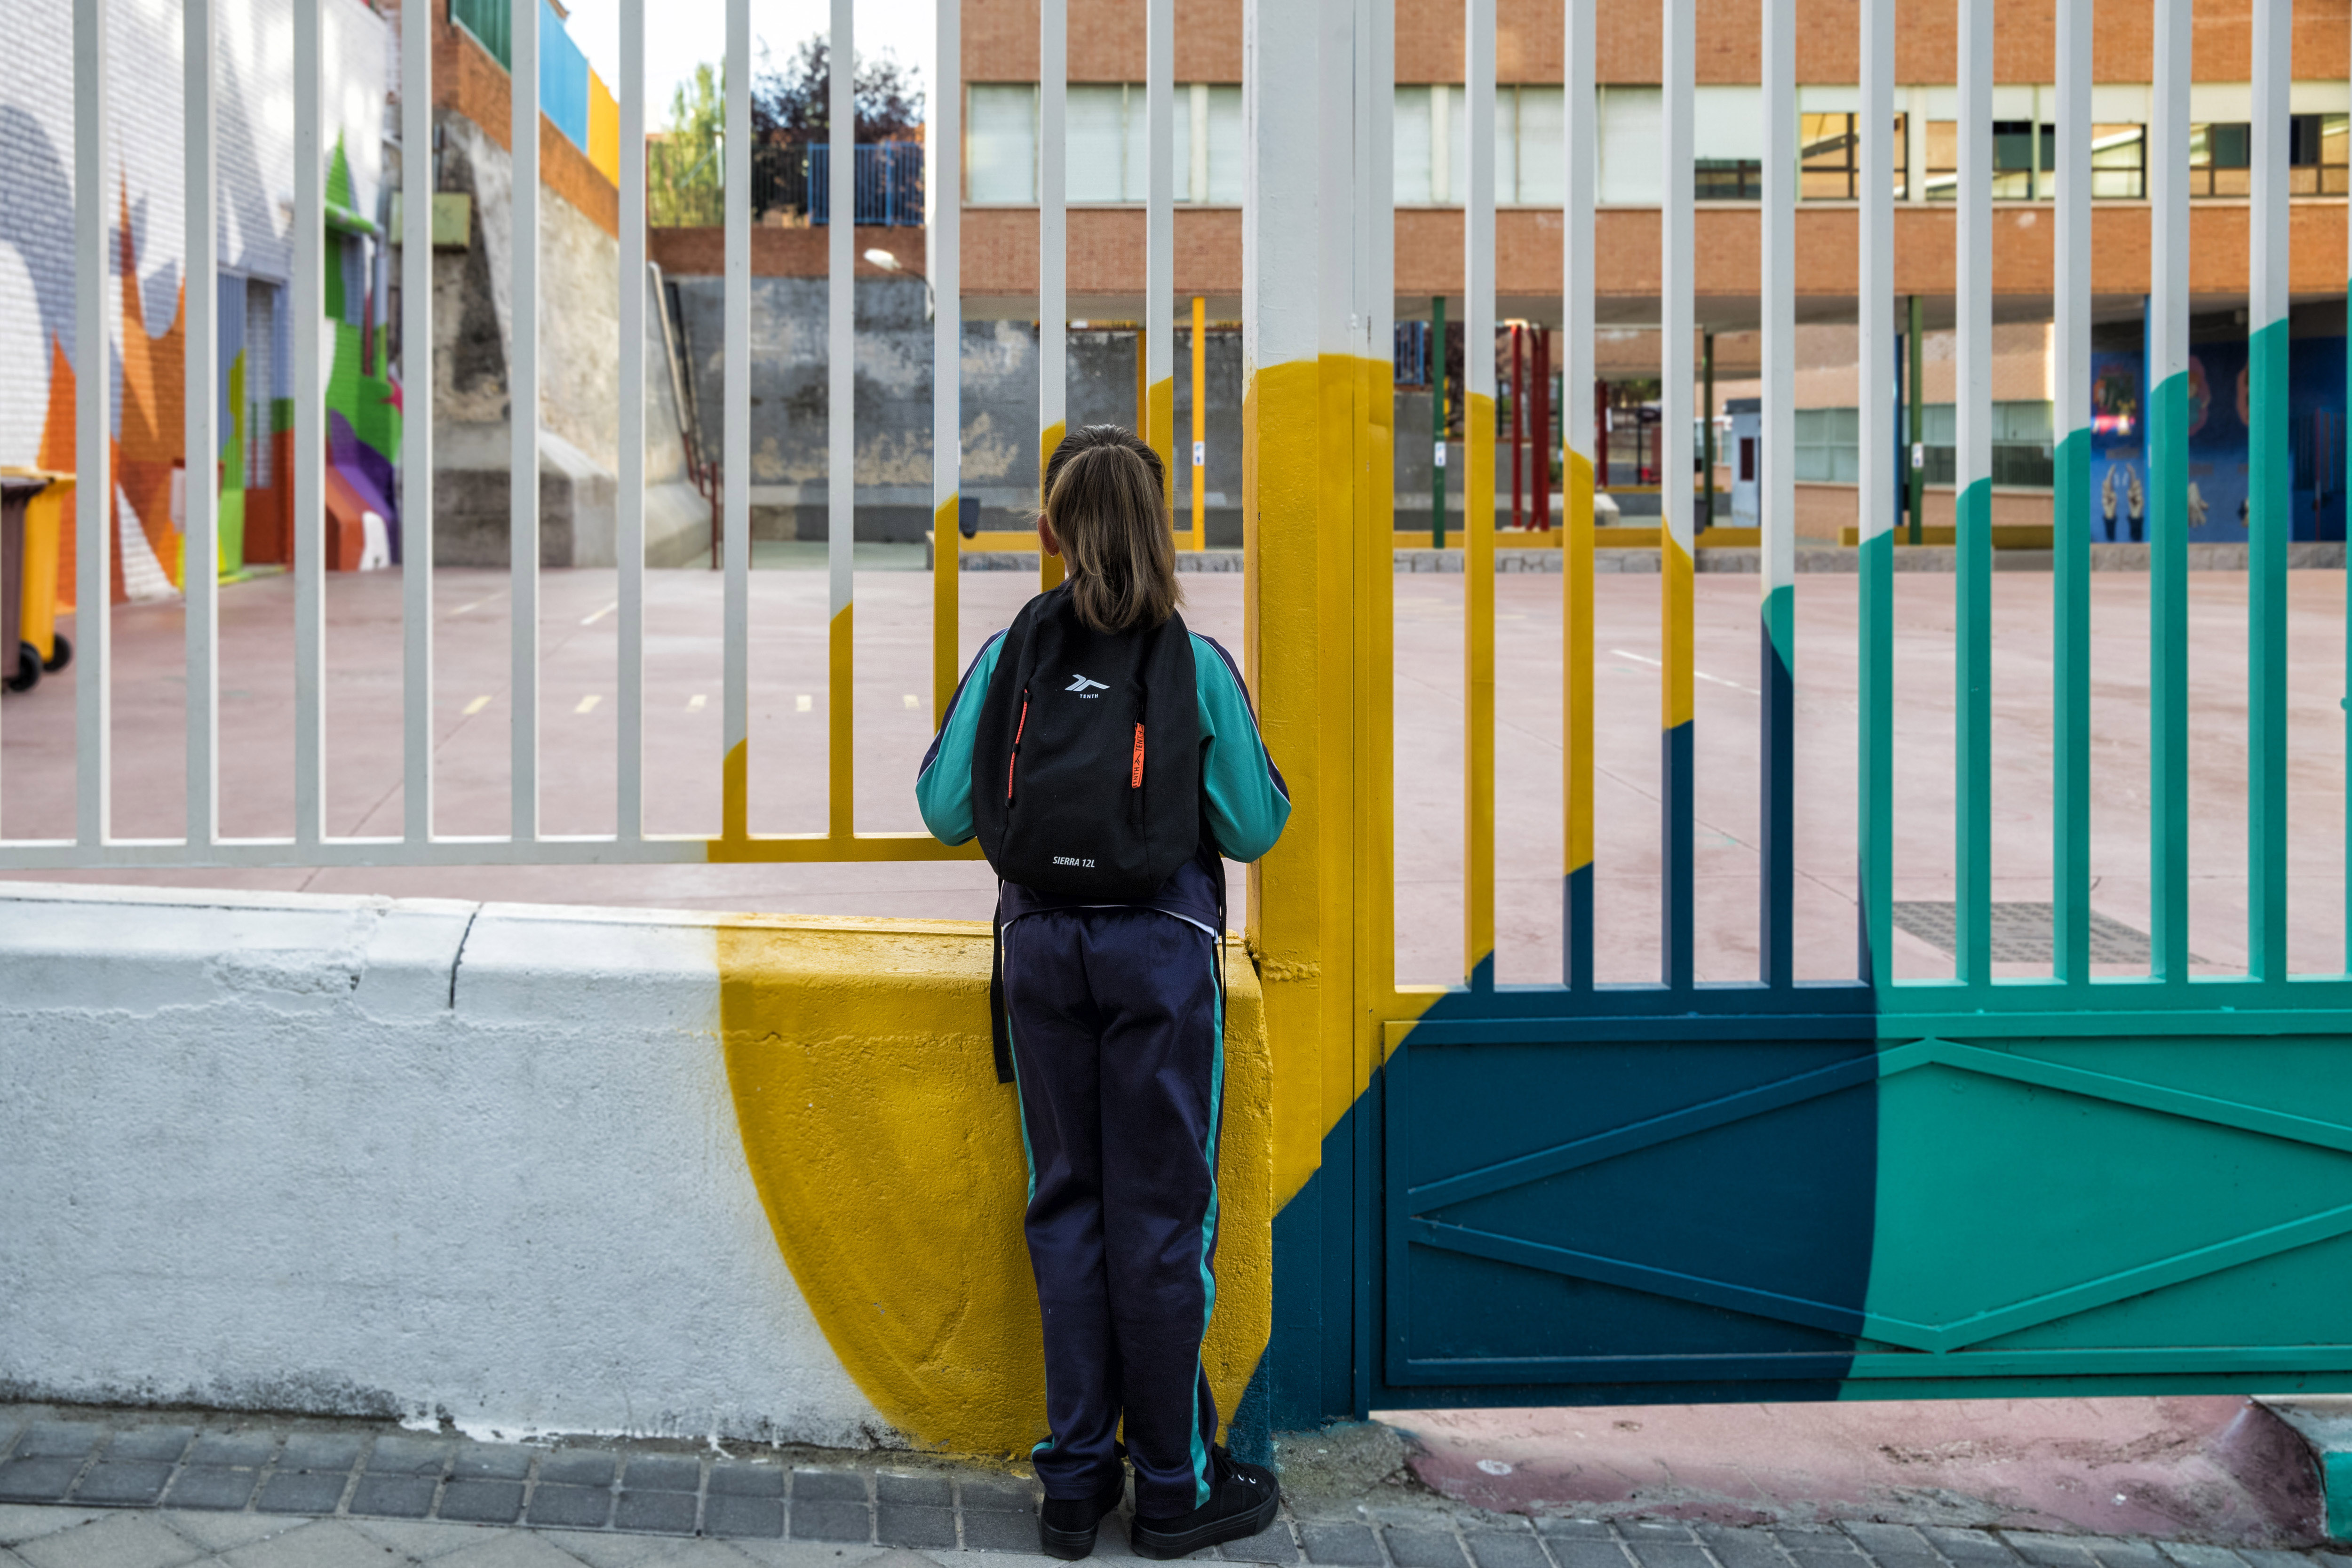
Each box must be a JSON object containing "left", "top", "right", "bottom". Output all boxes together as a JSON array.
[{"left": 0, "top": 882, "right": 894, "bottom": 1448}]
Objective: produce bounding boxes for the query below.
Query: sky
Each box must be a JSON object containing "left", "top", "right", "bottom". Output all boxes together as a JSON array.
[{"left": 557, "top": 0, "right": 936, "bottom": 127}]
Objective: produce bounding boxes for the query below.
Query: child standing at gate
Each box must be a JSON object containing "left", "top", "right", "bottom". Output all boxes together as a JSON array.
[{"left": 916, "top": 425, "right": 1291, "bottom": 1562}]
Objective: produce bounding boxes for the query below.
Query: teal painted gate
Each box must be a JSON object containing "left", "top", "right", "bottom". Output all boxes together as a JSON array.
[{"left": 1259, "top": 0, "right": 2352, "bottom": 1427}]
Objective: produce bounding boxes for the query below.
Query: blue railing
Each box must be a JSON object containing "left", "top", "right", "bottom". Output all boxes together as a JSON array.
[{"left": 754, "top": 143, "right": 925, "bottom": 226}]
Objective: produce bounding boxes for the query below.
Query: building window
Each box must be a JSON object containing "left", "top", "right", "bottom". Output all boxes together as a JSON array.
[
  {"left": 2189, "top": 120, "right": 2250, "bottom": 198},
  {"left": 965, "top": 82, "right": 1242, "bottom": 205},
  {"left": 1990, "top": 120, "right": 2052, "bottom": 199},
  {"left": 1800, "top": 113, "right": 1910, "bottom": 200},
  {"left": 1066, "top": 84, "right": 1140, "bottom": 201},
  {"left": 2090, "top": 123, "right": 2144, "bottom": 199},
  {"left": 2291, "top": 113, "right": 2348, "bottom": 195},
  {"left": 1597, "top": 85, "right": 1661, "bottom": 206},
  {"left": 1923, "top": 119, "right": 1957, "bottom": 200},
  {"left": 1903, "top": 401, "right": 2055, "bottom": 489},
  {"left": 1794, "top": 407, "right": 1858, "bottom": 484},
  {"left": 968, "top": 83, "right": 1036, "bottom": 202},
  {"left": 1695, "top": 159, "right": 1761, "bottom": 200},
  {"left": 1394, "top": 85, "right": 1565, "bottom": 206}
]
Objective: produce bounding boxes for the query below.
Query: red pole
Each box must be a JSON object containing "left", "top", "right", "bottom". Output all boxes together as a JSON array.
[
  {"left": 1510, "top": 325, "right": 1524, "bottom": 530},
  {"left": 1595, "top": 379, "right": 1609, "bottom": 490},
  {"left": 1534, "top": 329, "right": 1552, "bottom": 533}
]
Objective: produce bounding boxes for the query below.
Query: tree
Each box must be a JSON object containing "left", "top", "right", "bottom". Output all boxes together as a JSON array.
[
  {"left": 650, "top": 62, "right": 724, "bottom": 227},
  {"left": 752, "top": 36, "right": 925, "bottom": 145}
]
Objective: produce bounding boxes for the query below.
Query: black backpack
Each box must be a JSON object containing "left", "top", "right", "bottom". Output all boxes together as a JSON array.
[{"left": 972, "top": 584, "right": 1206, "bottom": 1079}]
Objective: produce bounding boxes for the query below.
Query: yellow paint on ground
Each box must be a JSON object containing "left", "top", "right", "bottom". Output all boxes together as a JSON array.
[{"left": 717, "top": 916, "right": 1272, "bottom": 1455}]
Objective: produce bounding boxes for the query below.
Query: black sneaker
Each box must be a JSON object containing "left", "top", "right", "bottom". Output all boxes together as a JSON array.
[
  {"left": 1038, "top": 1469, "right": 1128, "bottom": 1560},
  {"left": 1130, "top": 1447, "right": 1280, "bottom": 1560}
]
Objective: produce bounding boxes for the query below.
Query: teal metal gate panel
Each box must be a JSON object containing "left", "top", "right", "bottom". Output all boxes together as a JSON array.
[{"left": 1382, "top": 1009, "right": 2352, "bottom": 1404}]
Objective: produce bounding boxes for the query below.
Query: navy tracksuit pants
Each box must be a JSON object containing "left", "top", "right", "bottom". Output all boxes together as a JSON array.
[{"left": 1002, "top": 907, "right": 1224, "bottom": 1520}]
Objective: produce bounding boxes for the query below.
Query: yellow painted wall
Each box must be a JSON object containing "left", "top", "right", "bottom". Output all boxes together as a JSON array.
[
  {"left": 717, "top": 915, "right": 1272, "bottom": 1457},
  {"left": 588, "top": 71, "right": 620, "bottom": 187}
]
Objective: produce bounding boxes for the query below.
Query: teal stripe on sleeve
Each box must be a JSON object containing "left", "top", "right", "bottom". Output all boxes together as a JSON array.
[
  {"left": 1191, "top": 633, "right": 1291, "bottom": 864},
  {"left": 915, "top": 632, "right": 1007, "bottom": 846}
]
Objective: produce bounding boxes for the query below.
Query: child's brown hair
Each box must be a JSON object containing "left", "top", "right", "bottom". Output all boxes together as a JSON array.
[{"left": 1042, "top": 425, "right": 1182, "bottom": 634}]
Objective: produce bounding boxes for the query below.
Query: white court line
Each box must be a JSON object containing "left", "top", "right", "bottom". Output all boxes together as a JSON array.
[
  {"left": 1611, "top": 647, "right": 1759, "bottom": 696},
  {"left": 581, "top": 602, "right": 617, "bottom": 626}
]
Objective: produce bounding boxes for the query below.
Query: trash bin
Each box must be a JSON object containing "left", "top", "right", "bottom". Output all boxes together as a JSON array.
[{"left": 1, "top": 468, "right": 73, "bottom": 695}]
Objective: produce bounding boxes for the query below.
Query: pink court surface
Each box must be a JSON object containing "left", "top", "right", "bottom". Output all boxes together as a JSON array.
[
  {"left": 3, "top": 564, "right": 2347, "bottom": 1540},
  {"left": 2, "top": 563, "right": 2346, "bottom": 987}
]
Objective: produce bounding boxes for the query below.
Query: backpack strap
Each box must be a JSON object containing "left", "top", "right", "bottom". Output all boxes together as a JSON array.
[{"left": 990, "top": 886, "right": 1015, "bottom": 1086}]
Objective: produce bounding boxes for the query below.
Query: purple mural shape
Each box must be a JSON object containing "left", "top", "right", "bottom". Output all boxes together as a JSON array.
[{"left": 330, "top": 409, "right": 400, "bottom": 560}]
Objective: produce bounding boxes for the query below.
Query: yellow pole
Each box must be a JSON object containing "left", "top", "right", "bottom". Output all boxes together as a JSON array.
[{"left": 1191, "top": 295, "right": 1206, "bottom": 553}]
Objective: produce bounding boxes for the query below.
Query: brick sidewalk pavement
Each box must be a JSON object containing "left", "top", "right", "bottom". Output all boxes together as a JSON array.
[{"left": 1, "top": 1409, "right": 2344, "bottom": 1568}]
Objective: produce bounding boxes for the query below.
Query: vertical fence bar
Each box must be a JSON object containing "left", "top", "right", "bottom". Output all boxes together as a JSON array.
[
  {"left": 185, "top": 0, "right": 218, "bottom": 849},
  {"left": 1039, "top": 0, "right": 1066, "bottom": 590},
  {"left": 2150, "top": 0, "right": 2189, "bottom": 985},
  {"left": 1432, "top": 295, "right": 1447, "bottom": 548},
  {"left": 2052, "top": 0, "right": 2090, "bottom": 984},
  {"left": 1955, "top": 0, "right": 1991, "bottom": 988},
  {"left": 1660, "top": 0, "right": 1695, "bottom": 991},
  {"left": 1758, "top": 0, "right": 1793, "bottom": 988},
  {"left": 1147, "top": 0, "right": 1175, "bottom": 512},
  {"left": 723, "top": 0, "right": 751, "bottom": 839},
  {"left": 1562, "top": 0, "right": 1595, "bottom": 990},
  {"left": 2249, "top": 0, "right": 2288, "bottom": 985},
  {"left": 1856, "top": 0, "right": 1892, "bottom": 987},
  {"left": 294, "top": 0, "right": 325, "bottom": 850},
  {"left": 931, "top": 0, "right": 961, "bottom": 721},
  {"left": 510, "top": 0, "right": 540, "bottom": 843},
  {"left": 72, "top": 0, "right": 110, "bottom": 849},
  {"left": 828, "top": 0, "right": 855, "bottom": 842},
  {"left": 1192, "top": 294, "right": 1207, "bottom": 553},
  {"left": 402, "top": 0, "right": 436, "bottom": 844},
  {"left": 1463, "top": 0, "right": 1496, "bottom": 991},
  {"left": 617, "top": 0, "right": 645, "bottom": 843},
  {"left": 1353, "top": 0, "right": 1395, "bottom": 1422}
]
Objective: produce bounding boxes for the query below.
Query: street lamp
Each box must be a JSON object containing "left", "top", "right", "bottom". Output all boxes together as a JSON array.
[{"left": 863, "top": 247, "right": 934, "bottom": 321}]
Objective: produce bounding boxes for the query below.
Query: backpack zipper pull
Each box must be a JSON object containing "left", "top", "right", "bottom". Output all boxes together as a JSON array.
[{"left": 1007, "top": 690, "right": 1030, "bottom": 803}]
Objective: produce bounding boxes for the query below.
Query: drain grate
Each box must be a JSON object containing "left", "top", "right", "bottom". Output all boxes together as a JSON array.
[{"left": 1890, "top": 901, "right": 2194, "bottom": 966}]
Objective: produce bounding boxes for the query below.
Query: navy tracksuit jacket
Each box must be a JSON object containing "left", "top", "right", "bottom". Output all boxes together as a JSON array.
[{"left": 917, "top": 623, "right": 1291, "bottom": 1518}]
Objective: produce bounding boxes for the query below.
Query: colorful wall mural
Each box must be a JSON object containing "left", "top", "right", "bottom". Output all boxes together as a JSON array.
[
  {"left": 2090, "top": 332, "right": 2347, "bottom": 545},
  {"left": 2, "top": 0, "right": 390, "bottom": 607}
]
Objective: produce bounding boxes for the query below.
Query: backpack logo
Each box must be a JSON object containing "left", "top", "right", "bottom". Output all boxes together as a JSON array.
[{"left": 1064, "top": 674, "right": 1109, "bottom": 696}]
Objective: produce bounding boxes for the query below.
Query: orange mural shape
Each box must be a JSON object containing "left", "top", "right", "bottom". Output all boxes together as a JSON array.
[{"left": 32, "top": 179, "right": 191, "bottom": 607}]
